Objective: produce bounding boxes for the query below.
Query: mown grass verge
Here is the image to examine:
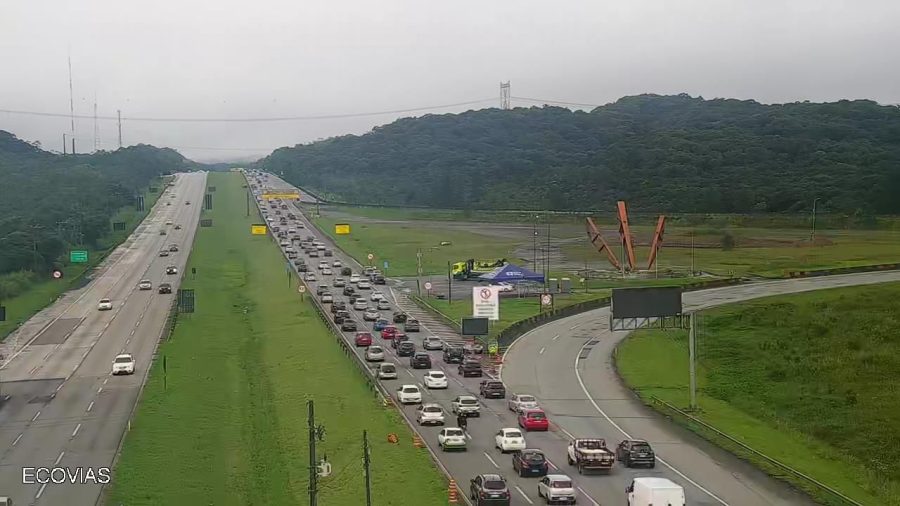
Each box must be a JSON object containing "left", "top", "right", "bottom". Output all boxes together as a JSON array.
[
  {"left": 108, "top": 172, "right": 446, "bottom": 506},
  {"left": 617, "top": 283, "right": 900, "bottom": 505}
]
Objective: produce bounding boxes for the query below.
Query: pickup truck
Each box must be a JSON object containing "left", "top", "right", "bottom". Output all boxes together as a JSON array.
[{"left": 566, "top": 438, "right": 616, "bottom": 474}]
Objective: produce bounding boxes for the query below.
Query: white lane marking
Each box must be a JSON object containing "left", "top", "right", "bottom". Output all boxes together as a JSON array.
[
  {"left": 569, "top": 324, "right": 580, "bottom": 330},
  {"left": 130, "top": 329, "right": 135, "bottom": 336},
  {"left": 82, "top": 350, "right": 89, "bottom": 358},
  {"left": 406, "top": 370, "right": 415, "bottom": 377},
  {"left": 573, "top": 344, "right": 729, "bottom": 505},
  {"left": 97, "top": 331, "right": 103, "bottom": 337},
  {"left": 87, "top": 401, "right": 95, "bottom": 412},
  {"left": 539, "top": 347, "right": 545, "bottom": 355},
  {"left": 12, "top": 433, "right": 22, "bottom": 446},
  {"left": 97, "top": 387, "right": 103, "bottom": 394},
  {"left": 32, "top": 411, "right": 40, "bottom": 422},
  {"left": 577, "top": 487, "right": 600, "bottom": 506},
  {"left": 515, "top": 486, "right": 534, "bottom": 504},
  {"left": 55, "top": 383, "right": 63, "bottom": 392},
  {"left": 54, "top": 451, "right": 65, "bottom": 465},
  {"left": 35, "top": 483, "right": 47, "bottom": 500},
  {"left": 483, "top": 452, "right": 500, "bottom": 469},
  {"left": 72, "top": 423, "right": 82, "bottom": 438},
  {"left": 126, "top": 337, "right": 131, "bottom": 344},
  {"left": 103, "top": 378, "right": 109, "bottom": 385},
  {"left": 552, "top": 334, "right": 560, "bottom": 341}
]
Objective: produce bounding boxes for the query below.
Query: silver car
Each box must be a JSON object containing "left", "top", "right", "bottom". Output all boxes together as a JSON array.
[
  {"left": 508, "top": 393, "right": 539, "bottom": 413},
  {"left": 377, "top": 299, "right": 391, "bottom": 310},
  {"left": 365, "top": 346, "right": 385, "bottom": 362},
  {"left": 363, "top": 308, "right": 380, "bottom": 321},
  {"left": 423, "top": 336, "right": 443, "bottom": 350}
]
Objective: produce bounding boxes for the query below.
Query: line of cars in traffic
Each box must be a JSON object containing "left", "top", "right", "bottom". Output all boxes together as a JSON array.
[{"left": 251, "top": 179, "right": 684, "bottom": 506}]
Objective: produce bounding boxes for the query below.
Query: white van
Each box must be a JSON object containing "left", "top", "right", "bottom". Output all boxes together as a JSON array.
[{"left": 626, "top": 477, "right": 685, "bottom": 506}]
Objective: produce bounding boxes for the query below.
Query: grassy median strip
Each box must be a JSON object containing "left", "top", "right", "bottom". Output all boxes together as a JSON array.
[
  {"left": 108, "top": 172, "right": 446, "bottom": 505},
  {"left": 617, "top": 283, "right": 900, "bottom": 505}
]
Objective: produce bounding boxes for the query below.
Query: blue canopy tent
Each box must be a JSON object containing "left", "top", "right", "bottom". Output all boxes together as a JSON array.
[{"left": 478, "top": 263, "right": 545, "bottom": 283}]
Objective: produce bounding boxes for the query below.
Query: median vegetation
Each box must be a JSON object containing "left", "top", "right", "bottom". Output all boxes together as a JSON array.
[
  {"left": 617, "top": 283, "right": 900, "bottom": 505},
  {"left": 108, "top": 172, "right": 446, "bottom": 505}
]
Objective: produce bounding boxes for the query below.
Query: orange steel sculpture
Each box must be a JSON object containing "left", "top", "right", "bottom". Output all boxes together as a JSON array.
[{"left": 585, "top": 201, "right": 667, "bottom": 272}]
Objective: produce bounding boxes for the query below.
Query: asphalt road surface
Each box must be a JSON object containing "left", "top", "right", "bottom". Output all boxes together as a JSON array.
[
  {"left": 502, "top": 270, "right": 900, "bottom": 506},
  {"left": 250, "top": 170, "right": 900, "bottom": 506},
  {"left": 0, "top": 172, "right": 207, "bottom": 505}
]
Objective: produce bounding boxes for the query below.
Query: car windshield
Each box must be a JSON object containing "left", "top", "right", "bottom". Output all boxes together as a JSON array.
[
  {"left": 519, "top": 395, "right": 536, "bottom": 403},
  {"left": 504, "top": 430, "right": 522, "bottom": 438},
  {"left": 484, "top": 480, "right": 506, "bottom": 490},
  {"left": 429, "top": 372, "right": 445, "bottom": 378},
  {"left": 528, "top": 412, "right": 546, "bottom": 419},
  {"left": 115, "top": 357, "right": 132, "bottom": 363},
  {"left": 633, "top": 443, "right": 652, "bottom": 452},
  {"left": 551, "top": 480, "right": 573, "bottom": 488},
  {"left": 424, "top": 406, "right": 442, "bottom": 413},
  {"left": 369, "top": 347, "right": 382, "bottom": 353},
  {"left": 381, "top": 365, "right": 395, "bottom": 372},
  {"left": 445, "top": 429, "right": 464, "bottom": 437},
  {"left": 524, "top": 452, "right": 545, "bottom": 462},
  {"left": 578, "top": 440, "right": 602, "bottom": 449},
  {"left": 460, "top": 398, "right": 477, "bottom": 405},
  {"left": 402, "top": 387, "right": 418, "bottom": 393}
]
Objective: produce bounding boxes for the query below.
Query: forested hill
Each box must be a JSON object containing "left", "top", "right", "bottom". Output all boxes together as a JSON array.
[
  {"left": 0, "top": 130, "right": 192, "bottom": 282},
  {"left": 256, "top": 94, "right": 900, "bottom": 214}
]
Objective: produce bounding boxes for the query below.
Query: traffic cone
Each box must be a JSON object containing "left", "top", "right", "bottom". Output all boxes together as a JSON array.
[{"left": 448, "top": 479, "right": 458, "bottom": 504}]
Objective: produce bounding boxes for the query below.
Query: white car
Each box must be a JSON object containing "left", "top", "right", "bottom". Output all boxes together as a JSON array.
[
  {"left": 357, "top": 280, "right": 372, "bottom": 290},
  {"left": 508, "top": 393, "right": 540, "bottom": 413},
  {"left": 353, "top": 299, "right": 368, "bottom": 311},
  {"left": 111, "top": 353, "right": 135, "bottom": 375},
  {"left": 316, "top": 244, "right": 326, "bottom": 251},
  {"left": 365, "top": 346, "right": 385, "bottom": 362},
  {"left": 349, "top": 275, "right": 361, "bottom": 284},
  {"left": 370, "top": 291, "right": 385, "bottom": 301},
  {"left": 495, "top": 428, "right": 527, "bottom": 453},
  {"left": 423, "top": 336, "right": 443, "bottom": 350},
  {"left": 396, "top": 384, "right": 422, "bottom": 404},
  {"left": 538, "top": 475, "right": 577, "bottom": 505},
  {"left": 363, "top": 308, "right": 380, "bottom": 321},
  {"left": 332, "top": 260, "right": 342, "bottom": 268},
  {"left": 280, "top": 240, "right": 290, "bottom": 247},
  {"left": 321, "top": 268, "right": 333, "bottom": 275},
  {"left": 304, "top": 273, "right": 317, "bottom": 282},
  {"left": 377, "top": 362, "right": 398, "bottom": 380},
  {"left": 318, "top": 262, "right": 329, "bottom": 270},
  {"left": 377, "top": 299, "right": 391, "bottom": 310},
  {"left": 437, "top": 427, "right": 467, "bottom": 451},
  {"left": 492, "top": 282, "right": 515, "bottom": 293},
  {"left": 138, "top": 279, "right": 152, "bottom": 290},
  {"left": 451, "top": 395, "right": 480, "bottom": 417},
  {"left": 416, "top": 403, "right": 445, "bottom": 425},
  {"left": 97, "top": 298, "right": 113, "bottom": 311},
  {"left": 165, "top": 220, "right": 173, "bottom": 225},
  {"left": 423, "top": 370, "right": 448, "bottom": 389}
]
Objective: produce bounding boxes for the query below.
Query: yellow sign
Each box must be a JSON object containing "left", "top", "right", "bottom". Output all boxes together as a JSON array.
[
  {"left": 335, "top": 223, "right": 351, "bottom": 235},
  {"left": 251, "top": 224, "right": 268, "bottom": 235},
  {"left": 262, "top": 192, "right": 300, "bottom": 200}
]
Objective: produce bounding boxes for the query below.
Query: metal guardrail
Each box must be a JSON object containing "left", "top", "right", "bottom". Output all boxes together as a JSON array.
[
  {"left": 649, "top": 396, "right": 865, "bottom": 506},
  {"left": 784, "top": 262, "right": 900, "bottom": 279}
]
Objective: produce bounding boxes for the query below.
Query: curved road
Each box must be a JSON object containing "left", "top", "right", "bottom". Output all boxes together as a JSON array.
[
  {"left": 502, "top": 270, "right": 900, "bottom": 505},
  {"left": 0, "top": 172, "right": 207, "bottom": 505}
]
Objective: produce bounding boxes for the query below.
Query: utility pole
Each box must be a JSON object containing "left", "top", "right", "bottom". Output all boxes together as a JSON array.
[
  {"left": 63, "top": 133, "right": 67, "bottom": 155},
  {"left": 447, "top": 261, "right": 452, "bottom": 304},
  {"left": 246, "top": 190, "right": 250, "bottom": 217},
  {"left": 688, "top": 313, "right": 697, "bottom": 410},
  {"left": 117, "top": 109, "right": 123, "bottom": 148},
  {"left": 416, "top": 249, "right": 423, "bottom": 296},
  {"left": 545, "top": 220, "right": 551, "bottom": 291},
  {"left": 690, "top": 231, "right": 695, "bottom": 276},
  {"left": 532, "top": 216, "right": 538, "bottom": 271},
  {"left": 93, "top": 95, "right": 100, "bottom": 152},
  {"left": 810, "top": 197, "right": 821, "bottom": 244},
  {"left": 363, "top": 430, "right": 372, "bottom": 506},
  {"left": 500, "top": 81, "right": 511, "bottom": 110},
  {"left": 308, "top": 400, "right": 318, "bottom": 506}
]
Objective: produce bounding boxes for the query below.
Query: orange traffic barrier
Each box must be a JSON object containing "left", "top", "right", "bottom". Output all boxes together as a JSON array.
[
  {"left": 413, "top": 435, "right": 424, "bottom": 448},
  {"left": 448, "top": 479, "right": 458, "bottom": 504}
]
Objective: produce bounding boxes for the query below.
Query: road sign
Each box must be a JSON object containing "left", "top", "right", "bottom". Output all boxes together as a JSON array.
[
  {"left": 262, "top": 192, "right": 300, "bottom": 200},
  {"left": 541, "top": 293, "right": 553, "bottom": 307},
  {"left": 487, "top": 341, "right": 499, "bottom": 355},
  {"left": 51, "top": 270, "right": 63, "bottom": 279},
  {"left": 424, "top": 282, "right": 433, "bottom": 290},
  {"left": 299, "top": 285, "right": 306, "bottom": 293},
  {"left": 383, "top": 260, "right": 389, "bottom": 269},
  {"left": 70, "top": 250, "right": 88, "bottom": 263},
  {"left": 251, "top": 224, "right": 267, "bottom": 235},
  {"left": 335, "top": 223, "right": 351, "bottom": 235},
  {"left": 473, "top": 286, "right": 500, "bottom": 321},
  {"left": 367, "top": 253, "right": 374, "bottom": 261}
]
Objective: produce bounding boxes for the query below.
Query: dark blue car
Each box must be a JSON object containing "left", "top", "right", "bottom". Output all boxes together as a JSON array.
[{"left": 374, "top": 318, "right": 390, "bottom": 331}]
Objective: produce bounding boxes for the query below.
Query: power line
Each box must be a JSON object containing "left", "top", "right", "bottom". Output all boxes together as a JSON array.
[{"left": 0, "top": 98, "right": 496, "bottom": 123}]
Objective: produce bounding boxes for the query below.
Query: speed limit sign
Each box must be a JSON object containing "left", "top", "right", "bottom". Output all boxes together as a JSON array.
[
  {"left": 540, "top": 294, "right": 552, "bottom": 306},
  {"left": 424, "top": 282, "right": 433, "bottom": 290},
  {"left": 298, "top": 285, "right": 306, "bottom": 293},
  {"left": 367, "top": 253, "right": 374, "bottom": 261},
  {"left": 51, "top": 270, "right": 63, "bottom": 279}
]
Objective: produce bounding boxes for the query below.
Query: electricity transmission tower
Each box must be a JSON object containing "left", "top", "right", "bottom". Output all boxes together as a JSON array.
[{"left": 500, "top": 81, "right": 510, "bottom": 110}]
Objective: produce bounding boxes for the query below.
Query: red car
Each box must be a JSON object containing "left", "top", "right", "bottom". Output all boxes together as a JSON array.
[
  {"left": 518, "top": 409, "right": 549, "bottom": 431},
  {"left": 354, "top": 332, "right": 373, "bottom": 347},
  {"left": 381, "top": 326, "right": 398, "bottom": 340}
]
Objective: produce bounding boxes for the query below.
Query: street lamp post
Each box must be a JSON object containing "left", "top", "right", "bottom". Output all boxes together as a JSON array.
[{"left": 810, "top": 197, "right": 821, "bottom": 244}]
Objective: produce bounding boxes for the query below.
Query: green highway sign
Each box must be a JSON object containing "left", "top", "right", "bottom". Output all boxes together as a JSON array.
[{"left": 70, "top": 250, "right": 88, "bottom": 263}]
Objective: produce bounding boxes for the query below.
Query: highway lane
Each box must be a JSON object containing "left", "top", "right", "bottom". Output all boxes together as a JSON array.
[
  {"left": 503, "top": 270, "right": 900, "bottom": 506},
  {"left": 249, "top": 171, "right": 606, "bottom": 506},
  {"left": 0, "top": 172, "right": 207, "bottom": 505}
]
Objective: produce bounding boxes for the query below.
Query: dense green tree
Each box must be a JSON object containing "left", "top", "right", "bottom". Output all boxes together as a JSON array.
[{"left": 256, "top": 94, "right": 900, "bottom": 214}]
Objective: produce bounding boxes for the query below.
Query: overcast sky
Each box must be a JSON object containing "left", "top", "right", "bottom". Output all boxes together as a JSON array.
[{"left": 1, "top": 0, "right": 898, "bottom": 162}]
